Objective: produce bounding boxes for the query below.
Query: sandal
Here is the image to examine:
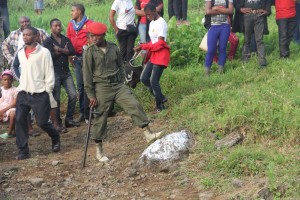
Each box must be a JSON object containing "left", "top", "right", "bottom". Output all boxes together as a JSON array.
[
  {"left": 29, "top": 130, "right": 41, "bottom": 137},
  {"left": 8, "top": 133, "right": 16, "bottom": 138},
  {"left": 56, "top": 126, "right": 68, "bottom": 133}
]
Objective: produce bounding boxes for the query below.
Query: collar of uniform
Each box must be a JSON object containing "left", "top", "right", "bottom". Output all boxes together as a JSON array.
[{"left": 93, "top": 41, "right": 114, "bottom": 51}]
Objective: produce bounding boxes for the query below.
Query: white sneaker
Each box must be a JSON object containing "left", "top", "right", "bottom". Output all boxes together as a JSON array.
[
  {"left": 143, "top": 129, "right": 163, "bottom": 143},
  {"left": 96, "top": 143, "right": 109, "bottom": 162}
]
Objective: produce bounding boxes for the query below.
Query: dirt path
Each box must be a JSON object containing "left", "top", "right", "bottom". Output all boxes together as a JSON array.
[{"left": 0, "top": 113, "right": 200, "bottom": 199}]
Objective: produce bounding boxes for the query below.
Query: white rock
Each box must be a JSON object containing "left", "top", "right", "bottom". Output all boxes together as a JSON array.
[
  {"left": 139, "top": 130, "right": 194, "bottom": 163},
  {"left": 41, "top": 183, "right": 47, "bottom": 187},
  {"left": 52, "top": 160, "right": 60, "bottom": 166},
  {"left": 232, "top": 178, "right": 244, "bottom": 188},
  {"left": 5, "top": 188, "right": 14, "bottom": 192},
  {"left": 29, "top": 178, "right": 44, "bottom": 187},
  {"left": 139, "top": 192, "right": 146, "bottom": 197}
]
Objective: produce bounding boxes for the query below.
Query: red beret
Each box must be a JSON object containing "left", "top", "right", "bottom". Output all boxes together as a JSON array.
[{"left": 88, "top": 22, "right": 107, "bottom": 35}]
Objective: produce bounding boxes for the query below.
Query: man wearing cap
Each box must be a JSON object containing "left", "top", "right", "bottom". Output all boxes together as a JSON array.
[
  {"left": 83, "top": 22, "right": 162, "bottom": 162},
  {"left": 14, "top": 26, "right": 60, "bottom": 160}
]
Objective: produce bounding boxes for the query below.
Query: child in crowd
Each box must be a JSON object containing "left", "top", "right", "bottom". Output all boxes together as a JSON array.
[{"left": 0, "top": 69, "right": 18, "bottom": 139}]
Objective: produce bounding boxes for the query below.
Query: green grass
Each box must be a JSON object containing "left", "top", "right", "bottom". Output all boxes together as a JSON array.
[{"left": 5, "top": 0, "right": 300, "bottom": 198}]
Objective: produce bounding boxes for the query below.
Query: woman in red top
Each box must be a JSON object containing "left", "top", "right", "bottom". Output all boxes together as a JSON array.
[{"left": 134, "top": 3, "right": 170, "bottom": 112}]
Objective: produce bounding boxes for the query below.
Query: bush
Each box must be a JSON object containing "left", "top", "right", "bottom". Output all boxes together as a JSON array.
[{"left": 167, "top": 17, "right": 206, "bottom": 68}]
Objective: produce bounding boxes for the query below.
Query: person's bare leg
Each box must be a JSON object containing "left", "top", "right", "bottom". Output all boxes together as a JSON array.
[
  {"left": 28, "top": 114, "right": 40, "bottom": 136},
  {"left": 8, "top": 111, "right": 16, "bottom": 135},
  {"left": 28, "top": 115, "right": 33, "bottom": 132},
  {"left": 50, "top": 108, "right": 58, "bottom": 129}
]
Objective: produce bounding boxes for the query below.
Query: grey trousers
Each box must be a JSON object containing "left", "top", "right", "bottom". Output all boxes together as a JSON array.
[{"left": 242, "top": 13, "right": 266, "bottom": 66}]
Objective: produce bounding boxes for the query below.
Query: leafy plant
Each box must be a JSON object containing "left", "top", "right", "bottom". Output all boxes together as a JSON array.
[{"left": 167, "top": 17, "right": 206, "bottom": 68}]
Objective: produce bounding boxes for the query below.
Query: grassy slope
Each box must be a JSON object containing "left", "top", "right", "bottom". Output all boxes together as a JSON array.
[{"left": 8, "top": 0, "right": 300, "bottom": 198}]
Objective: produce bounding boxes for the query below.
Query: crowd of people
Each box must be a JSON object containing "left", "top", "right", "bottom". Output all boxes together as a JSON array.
[
  {"left": 0, "top": 0, "right": 173, "bottom": 161},
  {"left": 1, "top": 0, "right": 300, "bottom": 161},
  {"left": 204, "top": 0, "right": 300, "bottom": 75}
]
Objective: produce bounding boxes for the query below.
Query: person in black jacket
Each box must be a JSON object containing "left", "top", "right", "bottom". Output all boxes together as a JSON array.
[
  {"left": 43, "top": 18, "right": 79, "bottom": 130},
  {"left": 232, "top": 0, "right": 271, "bottom": 67}
]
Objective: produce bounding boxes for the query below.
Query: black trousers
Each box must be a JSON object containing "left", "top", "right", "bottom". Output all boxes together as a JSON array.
[
  {"left": 116, "top": 29, "right": 137, "bottom": 63},
  {"left": 276, "top": 17, "right": 297, "bottom": 58},
  {"left": 168, "top": 0, "right": 175, "bottom": 19},
  {"left": 15, "top": 91, "right": 60, "bottom": 153},
  {"left": 173, "top": 0, "right": 188, "bottom": 21}
]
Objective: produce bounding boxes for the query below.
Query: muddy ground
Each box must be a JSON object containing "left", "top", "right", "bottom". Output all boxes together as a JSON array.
[{"left": 0, "top": 112, "right": 204, "bottom": 200}]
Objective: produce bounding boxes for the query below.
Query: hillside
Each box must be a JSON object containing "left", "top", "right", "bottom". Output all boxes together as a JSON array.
[{"left": 1, "top": 0, "right": 300, "bottom": 199}]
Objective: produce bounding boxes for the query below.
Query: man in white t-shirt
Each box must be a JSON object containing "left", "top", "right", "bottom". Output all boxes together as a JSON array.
[{"left": 109, "top": 0, "right": 137, "bottom": 63}]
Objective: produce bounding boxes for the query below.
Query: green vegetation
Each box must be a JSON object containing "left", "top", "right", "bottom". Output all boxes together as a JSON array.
[{"left": 6, "top": 0, "right": 300, "bottom": 198}]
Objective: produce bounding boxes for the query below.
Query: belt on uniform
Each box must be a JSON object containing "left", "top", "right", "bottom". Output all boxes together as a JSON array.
[
  {"left": 107, "top": 73, "right": 122, "bottom": 84},
  {"left": 108, "top": 76, "right": 120, "bottom": 84}
]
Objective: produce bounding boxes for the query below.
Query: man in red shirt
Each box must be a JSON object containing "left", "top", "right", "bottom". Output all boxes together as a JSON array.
[
  {"left": 67, "top": 4, "right": 93, "bottom": 124},
  {"left": 274, "top": 0, "right": 297, "bottom": 58}
]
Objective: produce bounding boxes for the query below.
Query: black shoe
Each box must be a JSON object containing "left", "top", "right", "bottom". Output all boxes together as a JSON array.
[
  {"left": 108, "top": 111, "right": 117, "bottom": 117},
  {"left": 17, "top": 152, "right": 31, "bottom": 160},
  {"left": 259, "top": 59, "right": 267, "bottom": 67},
  {"left": 52, "top": 140, "right": 60, "bottom": 152},
  {"left": 75, "top": 113, "right": 85, "bottom": 123},
  {"left": 162, "top": 97, "right": 168, "bottom": 103},
  {"left": 156, "top": 104, "right": 166, "bottom": 113},
  {"left": 65, "top": 120, "right": 80, "bottom": 128}
]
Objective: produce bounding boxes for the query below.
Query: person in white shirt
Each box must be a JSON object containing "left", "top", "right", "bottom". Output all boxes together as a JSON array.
[
  {"left": 109, "top": 0, "right": 137, "bottom": 63},
  {"left": 15, "top": 27, "right": 60, "bottom": 160},
  {"left": 134, "top": 3, "right": 170, "bottom": 112}
]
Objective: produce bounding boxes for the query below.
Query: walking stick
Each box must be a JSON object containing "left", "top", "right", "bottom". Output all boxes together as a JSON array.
[{"left": 82, "top": 107, "right": 99, "bottom": 169}]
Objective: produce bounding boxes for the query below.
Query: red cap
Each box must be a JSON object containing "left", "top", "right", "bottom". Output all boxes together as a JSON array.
[{"left": 88, "top": 22, "right": 107, "bottom": 35}]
